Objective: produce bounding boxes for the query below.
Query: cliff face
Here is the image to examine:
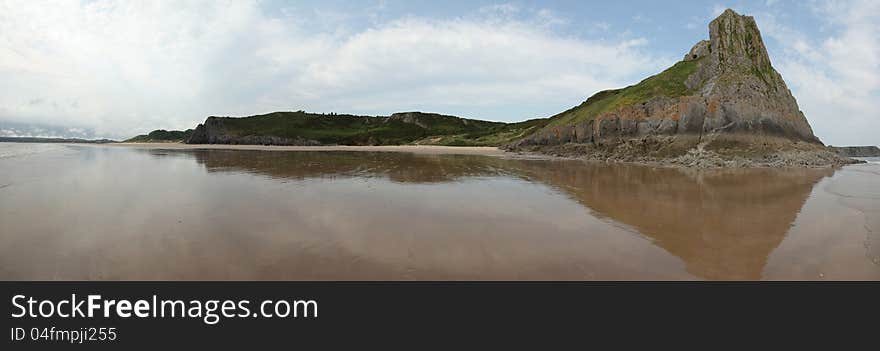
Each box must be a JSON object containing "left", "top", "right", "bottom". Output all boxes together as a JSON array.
[
  {"left": 511, "top": 9, "right": 820, "bottom": 149},
  {"left": 187, "top": 117, "right": 322, "bottom": 145}
]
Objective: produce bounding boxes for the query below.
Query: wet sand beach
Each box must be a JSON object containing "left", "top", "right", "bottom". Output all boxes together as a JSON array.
[{"left": 0, "top": 142, "right": 878, "bottom": 280}]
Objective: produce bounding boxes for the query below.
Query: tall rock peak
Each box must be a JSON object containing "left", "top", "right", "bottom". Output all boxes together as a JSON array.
[
  {"left": 683, "top": 8, "right": 818, "bottom": 143},
  {"left": 511, "top": 8, "right": 825, "bottom": 156},
  {"left": 707, "top": 9, "right": 772, "bottom": 77}
]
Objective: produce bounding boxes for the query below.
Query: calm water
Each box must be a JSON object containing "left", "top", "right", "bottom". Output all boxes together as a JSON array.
[{"left": 1, "top": 142, "right": 878, "bottom": 280}]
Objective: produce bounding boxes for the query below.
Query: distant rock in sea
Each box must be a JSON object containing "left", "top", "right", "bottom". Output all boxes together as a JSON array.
[{"left": 828, "top": 146, "right": 880, "bottom": 157}]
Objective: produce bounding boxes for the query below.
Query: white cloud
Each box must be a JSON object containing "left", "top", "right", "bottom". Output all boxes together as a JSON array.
[
  {"left": 479, "top": 3, "right": 521, "bottom": 16},
  {"left": 0, "top": 0, "right": 663, "bottom": 139}
]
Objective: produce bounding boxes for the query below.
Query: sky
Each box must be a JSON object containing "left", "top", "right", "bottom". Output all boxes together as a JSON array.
[{"left": 0, "top": 0, "right": 877, "bottom": 145}]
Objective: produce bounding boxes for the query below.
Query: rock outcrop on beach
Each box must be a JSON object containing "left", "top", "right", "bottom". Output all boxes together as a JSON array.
[
  {"left": 829, "top": 146, "right": 880, "bottom": 157},
  {"left": 187, "top": 116, "right": 322, "bottom": 146},
  {"left": 506, "top": 9, "right": 849, "bottom": 166}
]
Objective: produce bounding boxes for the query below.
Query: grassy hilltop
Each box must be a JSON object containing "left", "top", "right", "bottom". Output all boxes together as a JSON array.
[
  {"left": 544, "top": 59, "right": 700, "bottom": 129},
  {"left": 125, "top": 129, "right": 194, "bottom": 143},
  {"left": 183, "top": 111, "right": 548, "bottom": 147}
]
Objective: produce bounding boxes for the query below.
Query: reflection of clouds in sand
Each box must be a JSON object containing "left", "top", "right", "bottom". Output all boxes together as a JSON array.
[
  {"left": 764, "top": 164, "right": 880, "bottom": 279},
  {"left": 281, "top": 178, "right": 691, "bottom": 280},
  {"left": 0, "top": 143, "right": 64, "bottom": 159},
  {"left": 824, "top": 165, "right": 880, "bottom": 266}
]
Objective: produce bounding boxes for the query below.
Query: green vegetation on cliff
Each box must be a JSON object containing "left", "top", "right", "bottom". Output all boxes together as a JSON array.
[
  {"left": 413, "top": 118, "right": 549, "bottom": 146},
  {"left": 198, "top": 111, "right": 548, "bottom": 146},
  {"left": 125, "top": 129, "right": 193, "bottom": 143},
  {"left": 546, "top": 58, "right": 700, "bottom": 128}
]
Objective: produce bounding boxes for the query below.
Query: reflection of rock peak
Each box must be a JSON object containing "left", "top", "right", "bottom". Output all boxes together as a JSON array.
[{"left": 509, "top": 162, "right": 833, "bottom": 279}]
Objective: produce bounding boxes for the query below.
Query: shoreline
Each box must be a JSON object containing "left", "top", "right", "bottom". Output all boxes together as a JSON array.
[{"left": 102, "top": 142, "right": 863, "bottom": 168}]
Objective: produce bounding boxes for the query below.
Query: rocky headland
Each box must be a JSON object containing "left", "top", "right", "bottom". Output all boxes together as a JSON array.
[{"left": 504, "top": 9, "right": 854, "bottom": 167}]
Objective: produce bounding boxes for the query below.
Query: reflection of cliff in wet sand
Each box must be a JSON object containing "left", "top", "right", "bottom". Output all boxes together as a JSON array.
[
  {"left": 178, "top": 149, "right": 508, "bottom": 183},
  {"left": 173, "top": 149, "right": 833, "bottom": 279},
  {"left": 508, "top": 162, "right": 833, "bottom": 279}
]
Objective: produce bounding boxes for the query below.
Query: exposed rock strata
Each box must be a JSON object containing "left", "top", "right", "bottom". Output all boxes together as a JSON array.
[{"left": 509, "top": 134, "right": 859, "bottom": 168}]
